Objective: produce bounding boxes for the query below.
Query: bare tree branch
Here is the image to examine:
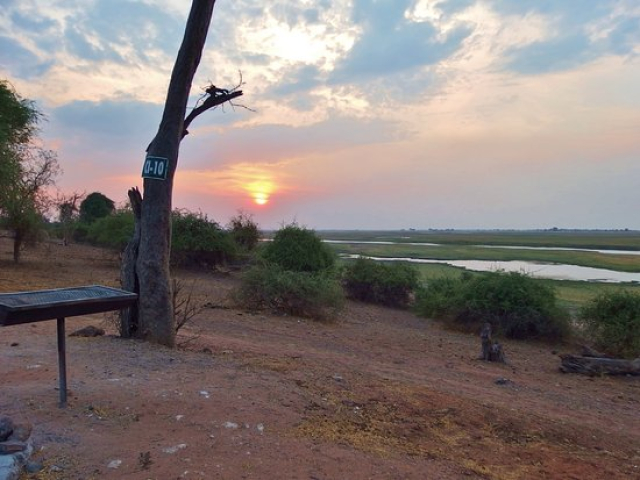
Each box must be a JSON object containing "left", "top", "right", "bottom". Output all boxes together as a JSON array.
[{"left": 182, "top": 89, "right": 243, "bottom": 138}]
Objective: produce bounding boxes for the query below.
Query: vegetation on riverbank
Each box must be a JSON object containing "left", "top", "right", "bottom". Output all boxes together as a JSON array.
[{"left": 320, "top": 230, "right": 640, "bottom": 313}]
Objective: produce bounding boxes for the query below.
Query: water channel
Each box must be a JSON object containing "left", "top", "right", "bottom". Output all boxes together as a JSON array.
[{"left": 340, "top": 255, "right": 640, "bottom": 283}]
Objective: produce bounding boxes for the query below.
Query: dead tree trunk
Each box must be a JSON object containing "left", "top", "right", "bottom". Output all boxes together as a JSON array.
[
  {"left": 120, "top": 0, "right": 242, "bottom": 347},
  {"left": 560, "top": 355, "right": 640, "bottom": 376},
  {"left": 479, "top": 322, "right": 506, "bottom": 363}
]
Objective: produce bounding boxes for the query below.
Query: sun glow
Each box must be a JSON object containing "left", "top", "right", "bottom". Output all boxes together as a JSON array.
[
  {"left": 247, "top": 180, "right": 274, "bottom": 206},
  {"left": 253, "top": 193, "right": 268, "bottom": 205}
]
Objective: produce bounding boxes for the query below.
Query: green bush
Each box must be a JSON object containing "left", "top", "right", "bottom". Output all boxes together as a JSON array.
[
  {"left": 72, "top": 222, "right": 90, "bottom": 243},
  {"left": 171, "top": 210, "right": 237, "bottom": 267},
  {"left": 262, "top": 224, "right": 335, "bottom": 273},
  {"left": 342, "top": 257, "right": 419, "bottom": 308},
  {"left": 414, "top": 275, "right": 465, "bottom": 318},
  {"left": 85, "top": 209, "right": 237, "bottom": 268},
  {"left": 87, "top": 209, "right": 135, "bottom": 250},
  {"left": 235, "top": 264, "right": 344, "bottom": 320},
  {"left": 416, "top": 271, "right": 570, "bottom": 341},
  {"left": 580, "top": 291, "right": 640, "bottom": 359}
]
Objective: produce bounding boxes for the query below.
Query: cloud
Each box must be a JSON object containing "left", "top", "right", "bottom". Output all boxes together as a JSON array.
[
  {"left": 52, "top": 99, "right": 162, "bottom": 138},
  {"left": 272, "top": 65, "right": 323, "bottom": 96},
  {"left": 0, "top": 35, "right": 53, "bottom": 78},
  {"left": 1, "top": 0, "right": 183, "bottom": 88},
  {"left": 493, "top": 1, "right": 640, "bottom": 74},
  {"left": 331, "top": 0, "right": 471, "bottom": 81},
  {"left": 182, "top": 115, "right": 404, "bottom": 168},
  {"left": 504, "top": 33, "right": 593, "bottom": 74},
  {"left": 10, "top": 10, "right": 57, "bottom": 33},
  {"left": 606, "top": 16, "right": 640, "bottom": 55}
]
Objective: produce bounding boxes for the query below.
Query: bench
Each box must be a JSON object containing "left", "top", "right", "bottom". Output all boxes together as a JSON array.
[{"left": 0, "top": 285, "right": 137, "bottom": 407}]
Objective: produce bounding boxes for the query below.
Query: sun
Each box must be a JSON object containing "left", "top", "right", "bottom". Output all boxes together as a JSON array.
[
  {"left": 246, "top": 180, "right": 274, "bottom": 206},
  {"left": 253, "top": 192, "right": 269, "bottom": 205}
]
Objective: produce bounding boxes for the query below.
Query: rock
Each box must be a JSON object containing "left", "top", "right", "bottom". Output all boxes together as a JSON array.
[
  {"left": 107, "top": 459, "right": 122, "bottom": 469},
  {"left": 69, "top": 326, "right": 105, "bottom": 337},
  {"left": 25, "top": 460, "right": 43, "bottom": 474},
  {"left": 0, "top": 417, "right": 14, "bottom": 442},
  {"left": 495, "top": 377, "right": 512, "bottom": 386},
  {"left": 162, "top": 444, "right": 187, "bottom": 454},
  {"left": 0, "top": 454, "right": 20, "bottom": 480}
]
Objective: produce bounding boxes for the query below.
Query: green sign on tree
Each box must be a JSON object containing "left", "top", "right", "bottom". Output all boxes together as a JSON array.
[{"left": 142, "top": 156, "right": 169, "bottom": 180}]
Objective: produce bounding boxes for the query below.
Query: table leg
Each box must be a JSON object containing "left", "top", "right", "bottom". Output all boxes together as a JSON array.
[{"left": 56, "top": 317, "right": 67, "bottom": 408}]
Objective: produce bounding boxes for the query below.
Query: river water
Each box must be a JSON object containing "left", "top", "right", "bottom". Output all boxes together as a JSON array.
[{"left": 342, "top": 255, "right": 640, "bottom": 283}]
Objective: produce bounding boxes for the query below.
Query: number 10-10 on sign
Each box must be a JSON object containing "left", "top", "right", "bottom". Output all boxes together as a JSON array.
[{"left": 142, "top": 156, "right": 169, "bottom": 180}]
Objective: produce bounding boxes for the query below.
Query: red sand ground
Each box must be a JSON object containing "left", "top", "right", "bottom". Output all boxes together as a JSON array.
[{"left": 1, "top": 239, "right": 639, "bottom": 480}]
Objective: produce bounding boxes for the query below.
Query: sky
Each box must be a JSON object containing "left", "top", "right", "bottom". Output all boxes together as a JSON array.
[{"left": 1, "top": 0, "right": 639, "bottom": 230}]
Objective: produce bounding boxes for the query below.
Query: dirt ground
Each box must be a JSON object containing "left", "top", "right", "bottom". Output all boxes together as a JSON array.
[{"left": 1, "top": 238, "right": 639, "bottom": 480}]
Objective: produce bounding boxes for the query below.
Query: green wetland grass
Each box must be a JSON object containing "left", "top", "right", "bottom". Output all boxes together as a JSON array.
[{"left": 319, "top": 229, "right": 640, "bottom": 251}]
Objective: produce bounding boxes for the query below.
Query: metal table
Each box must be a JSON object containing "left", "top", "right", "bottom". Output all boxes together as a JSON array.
[{"left": 0, "top": 285, "right": 137, "bottom": 407}]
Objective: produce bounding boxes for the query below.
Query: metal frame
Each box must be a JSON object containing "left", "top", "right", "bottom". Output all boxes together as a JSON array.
[{"left": 0, "top": 286, "right": 137, "bottom": 407}]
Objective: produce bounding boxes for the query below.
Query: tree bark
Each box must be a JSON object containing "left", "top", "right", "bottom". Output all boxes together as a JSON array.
[
  {"left": 120, "top": 187, "right": 142, "bottom": 337},
  {"left": 135, "top": 0, "right": 217, "bottom": 346},
  {"left": 12, "top": 231, "right": 22, "bottom": 263}
]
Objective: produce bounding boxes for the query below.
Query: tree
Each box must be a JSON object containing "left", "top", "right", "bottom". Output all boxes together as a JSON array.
[
  {"left": 79, "top": 191, "right": 115, "bottom": 224},
  {"left": 1, "top": 148, "right": 59, "bottom": 261},
  {"left": 122, "top": 0, "right": 243, "bottom": 346},
  {"left": 57, "top": 191, "right": 84, "bottom": 245},
  {"left": 228, "top": 211, "right": 260, "bottom": 252},
  {"left": 0, "top": 80, "right": 59, "bottom": 262},
  {"left": 1, "top": 80, "right": 38, "bottom": 201}
]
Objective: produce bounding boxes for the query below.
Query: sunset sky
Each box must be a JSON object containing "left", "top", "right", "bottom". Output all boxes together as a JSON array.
[{"left": 2, "top": 0, "right": 639, "bottom": 230}]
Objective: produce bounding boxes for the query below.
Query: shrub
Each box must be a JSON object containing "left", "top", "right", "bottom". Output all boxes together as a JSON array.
[
  {"left": 414, "top": 275, "right": 465, "bottom": 318},
  {"left": 235, "top": 264, "right": 344, "bottom": 320},
  {"left": 85, "top": 209, "right": 237, "bottom": 268},
  {"left": 342, "top": 257, "right": 419, "bottom": 308},
  {"left": 416, "top": 271, "right": 570, "bottom": 341},
  {"left": 228, "top": 211, "right": 260, "bottom": 252},
  {"left": 262, "top": 224, "right": 335, "bottom": 273},
  {"left": 87, "top": 209, "right": 134, "bottom": 250},
  {"left": 580, "top": 291, "right": 640, "bottom": 359},
  {"left": 171, "top": 210, "right": 237, "bottom": 267}
]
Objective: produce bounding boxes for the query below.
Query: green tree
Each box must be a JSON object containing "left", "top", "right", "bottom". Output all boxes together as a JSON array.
[
  {"left": 0, "top": 80, "right": 59, "bottom": 262},
  {"left": 1, "top": 80, "right": 37, "bottom": 199},
  {"left": 79, "top": 191, "right": 115, "bottom": 224},
  {"left": 262, "top": 224, "right": 335, "bottom": 273}
]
